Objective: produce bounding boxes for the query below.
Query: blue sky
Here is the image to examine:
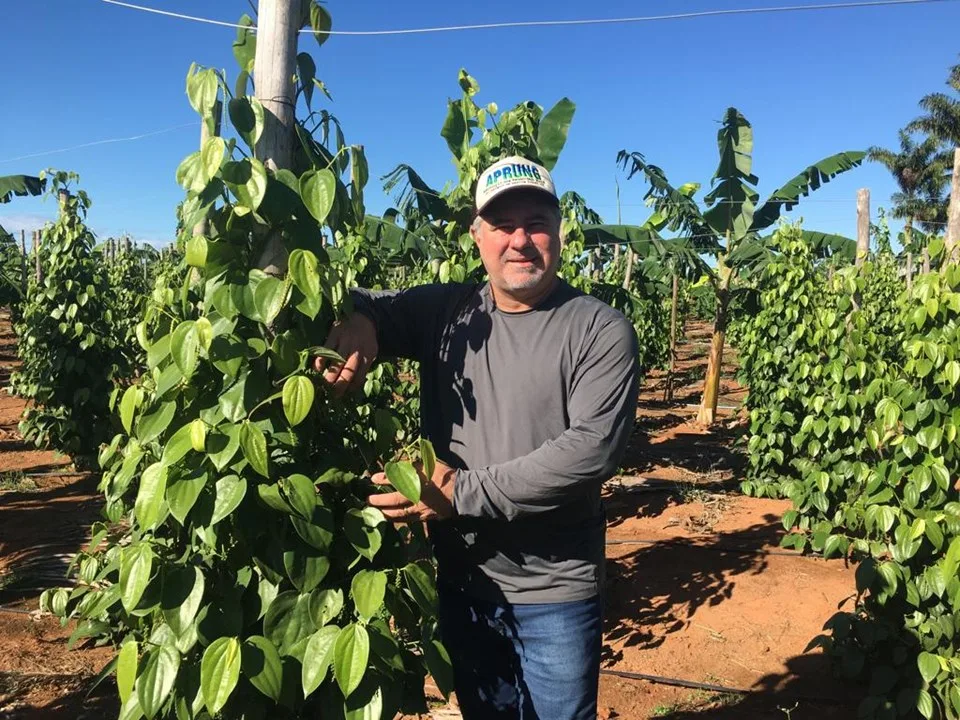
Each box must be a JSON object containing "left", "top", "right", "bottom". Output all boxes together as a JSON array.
[{"left": 2, "top": 0, "right": 958, "bottom": 248}]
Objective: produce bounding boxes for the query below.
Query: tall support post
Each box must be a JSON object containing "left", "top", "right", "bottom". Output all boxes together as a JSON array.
[
  {"left": 856, "top": 188, "right": 870, "bottom": 268},
  {"left": 664, "top": 273, "right": 679, "bottom": 403},
  {"left": 33, "top": 230, "right": 41, "bottom": 284},
  {"left": 20, "top": 230, "right": 27, "bottom": 295},
  {"left": 944, "top": 148, "right": 960, "bottom": 265},
  {"left": 254, "top": 0, "right": 301, "bottom": 276}
]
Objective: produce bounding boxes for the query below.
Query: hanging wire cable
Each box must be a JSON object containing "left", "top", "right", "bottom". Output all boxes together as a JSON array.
[
  {"left": 0, "top": 122, "right": 196, "bottom": 165},
  {"left": 100, "top": 0, "right": 958, "bottom": 36}
]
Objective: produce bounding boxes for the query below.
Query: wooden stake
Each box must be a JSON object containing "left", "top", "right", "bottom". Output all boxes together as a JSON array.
[
  {"left": 905, "top": 216, "right": 914, "bottom": 291},
  {"left": 33, "top": 230, "right": 41, "bottom": 284},
  {"left": 20, "top": 230, "right": 26, "bottom": 295},
  {"left": 945, "top": 148, "right": 960, "bottom": 264},
  {"left": 254, "top": 0, "right": 301, "bottom": 276},
  {"left": 856, "top": 188, "right": 870, "bottom": 267},
  {"left": 664, "top": 273, "right": 679, "bottom": 402}
]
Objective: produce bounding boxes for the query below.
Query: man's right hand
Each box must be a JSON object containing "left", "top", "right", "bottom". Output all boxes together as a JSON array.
[{"left": 314, "top": 312, "right": 378, "bottom": 397}]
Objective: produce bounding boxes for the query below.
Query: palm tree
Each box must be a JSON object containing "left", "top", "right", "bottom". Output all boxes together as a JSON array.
[
  {"left": 868, "top": 130, "right": 948, "bottom": 286},
  {"left": 910, "top": 61, "right": 960, "bottom": 148}
]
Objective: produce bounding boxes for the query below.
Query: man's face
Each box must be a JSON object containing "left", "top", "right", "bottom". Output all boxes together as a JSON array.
[{"left": 472, "top": 190, "right": 561, "bottom": 298}]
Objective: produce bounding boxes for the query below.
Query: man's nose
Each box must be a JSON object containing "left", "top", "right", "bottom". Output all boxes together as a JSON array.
[{"left": 507, "top": 226, "right": 533, "bottom": 247}]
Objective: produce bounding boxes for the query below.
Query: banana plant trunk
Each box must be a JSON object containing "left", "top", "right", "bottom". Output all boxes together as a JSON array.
[
  {"left": 623, "top": 245, "right": 635, "bottom": 290},
  {"left": 697, "top": 267, "right": 731, "bottom": 426}
]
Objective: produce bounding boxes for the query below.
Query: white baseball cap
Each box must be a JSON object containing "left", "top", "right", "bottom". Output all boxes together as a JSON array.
[{"left": 474, "top": 155, "right": 558, "bottom": 213}]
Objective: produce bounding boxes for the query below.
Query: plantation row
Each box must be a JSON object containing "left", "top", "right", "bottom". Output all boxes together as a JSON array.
[{"left": 1, "top": 3, "right": 958, "bottom": 719}]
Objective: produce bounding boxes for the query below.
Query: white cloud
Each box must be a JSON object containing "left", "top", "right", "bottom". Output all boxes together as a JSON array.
[{"left": 0, "top": 213, "right": 53, "bottom": 237}]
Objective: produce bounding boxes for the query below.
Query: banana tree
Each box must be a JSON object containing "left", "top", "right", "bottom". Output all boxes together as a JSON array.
[
  {"left": 0, "top": 173, "right": 46, "bottom": 305},
  {"left": 619, "top": 107, "right": 864, "bottom": 425}
]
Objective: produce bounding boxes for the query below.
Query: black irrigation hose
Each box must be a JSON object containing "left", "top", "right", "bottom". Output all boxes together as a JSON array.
[
  {"left": 598, "top": 668, "right": 849, "bottom": 705},
  {"left": 605, "top": 537, "right": 814, "bottom": 558}
]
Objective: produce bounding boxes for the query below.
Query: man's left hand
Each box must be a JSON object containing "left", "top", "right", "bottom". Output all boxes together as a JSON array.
[{"left": 368, "top": 460, "right": 456, "bottom": 522}]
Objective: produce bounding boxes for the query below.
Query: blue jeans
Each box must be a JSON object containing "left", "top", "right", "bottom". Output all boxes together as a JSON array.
[{"left": 438, "top": 590, "right": 603, "bottom": 720}]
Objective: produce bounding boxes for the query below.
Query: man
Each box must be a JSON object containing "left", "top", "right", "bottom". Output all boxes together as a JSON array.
[{"left": 317, "top": 155, "right": 639, "bottom": 719}]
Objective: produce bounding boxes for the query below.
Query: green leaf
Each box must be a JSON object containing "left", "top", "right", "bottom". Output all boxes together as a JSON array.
[
  {"left": 309, "top": 1, "right": 332, "bottom": 46},
  {"left": 171, "top": 321, "right": 200, "bottom": 382},
  {"left": 300, "top": 169, "right": 336, "bottom": 224},
  {"left": 223, "top": 158, "right": 267, "bottom": 211},
  {"left": 420, "top": 438, "right": 437, "bottom": 481},
  {"left": 241, "top": 636, "right": 283, "bottom": 702},
  {"left": 137, "top": 401, "right": 176, "bottom": 445},
  {"left": 384, "top": 461, "right": 421, "bottom": 504},
  {"left": 135, "top": 463, "right": 168, "bottom": 531},
  {"left": 281, "top": 375, "right": 315, "bottom": 428},
  {"left": 264, "top": 591, "right": 317, "bottom": 657},
  {"left": 166, "top": 469, "right": 207, "bottom": 525},
  {"left": 117, "top": 641, "right": 138, "bottom": 704},
  {"left": 228, "top": 96, "right": 264, "bottom": 149},
  {"left": 402, "top": 563, "right": 437, "bottom": 618},
  {"left": 161, "top": 566, "right": 204, "bottom": 638},
  {"left": 136, "top": 644, "right": 180, "bottom": 719},
  {"left": 253, "top": 275, "right": 287, "bottom": 326},
  {"left": 288, "top": 249, "right": 321, "bottom": 317},
  {"left": 302, "top": 626, "right": 340, "bottom": 698},
  {"left": 344, "top": 509, "right": 382, "bottom": 560},
  {"left": 208, "top": 423, "right": 241, "bottom": 470},
  {"left": 240, "top": 421, "right": 269, "bottom": 477},
  {"left": 423, "top": 635, "right": 454, "bottom": 699},
  {"left": 334, "top": 623, "right": 369, "bottom": 699},
  {"left": 284, "top": 474, "right": 317, "bottom": 520},
  {"left": 441, "top": 100, "right": 467, "bottom": 159},
  {"left": 185, "top": 235, "right": 208, "bottom": 268},
  {"left": 232, "top": 14, "right": 256, "bottom": 73},
  {"left": 917, "top": 689, "right": 934, "bottom": 719},
  {"left": 283, "top": 544, "right": 330, "bottom": 593},
  {"left": 350, "top": 570, "right": 387, "bottom": 621},
  {"left": 211, "top": 475, "right": 247, "bottom": 525},
  {"left": 120, "top": 543, "right": 154, "bottom": 613},
  {"left": 161, "top": 423, "right": 195, "bottom": 467},
  {"left": 186, "top": 66, "right": 218, "bottom": 117},
  {"left": 190, "top": 419, "right": 207, "bottom": 452},
  {"left": 201, "top": 637, "right": 241, "bottom": 715},
  {"left": 120, "top": 386, "right": 140, "bottom": 434},
  {"left": 536, "top": 97, "right": 576, "bottom": 171},
  {"left": 200, "top": 136, "right": 226, "bottom": 182},
  {"left": 918, "top": 652, "right": 940, "bottom": 683},
  {"left": 943, "top": 536, "right": 960, "bottom": 584}
]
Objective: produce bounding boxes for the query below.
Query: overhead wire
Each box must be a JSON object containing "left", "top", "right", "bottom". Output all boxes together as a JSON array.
[
  {"left": 100, "top": 0, "right": 958, "bottom": 36},
  {"left": 0, "top": 122, "right": 196, "bottom": 165}
]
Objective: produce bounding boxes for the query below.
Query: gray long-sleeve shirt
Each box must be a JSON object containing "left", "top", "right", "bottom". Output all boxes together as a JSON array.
[{"left": 352, "top": 279, "right": 639, "bottom": 603}]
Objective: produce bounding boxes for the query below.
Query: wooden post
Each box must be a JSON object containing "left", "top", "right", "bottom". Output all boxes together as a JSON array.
[
  {"left": 905, "top": 216, "right": 914, "bottom": 291},
  {"left": 923, "top": 247, "right": 931, "bottom": 273},
  {"left": 32, "top": 230, "right": 41, "bottom": 284},
  {"left": 664, "top": 273, "right": 679, "bottom": 402},
  {"left": 20, "top": 230, "right": 26, "bottom": 294},
  {"left": 856, "top": 188, "right": 870, "bottom": 267},
  {"left": 254, "top": 0, "right": 301, "bottom": 276},
  {"left": 944, "top": 148, "right": 960, "bottom": 264}
]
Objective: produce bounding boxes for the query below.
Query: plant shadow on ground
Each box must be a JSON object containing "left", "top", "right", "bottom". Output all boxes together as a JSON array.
[
  {"left": 601, "top": 502, "right": 782, "bottom": 666},
  {"left": 643, "top": 653, "right": 858, "bottom": 719},
  {"left": 615, "top": 415, "right": 745, "bottom": 487},
  {"left": 0, "top": 671, "right": 119, "bottom": 719},
  {"left": 0, "top": 474, "right": 100, "bottom": 585}
]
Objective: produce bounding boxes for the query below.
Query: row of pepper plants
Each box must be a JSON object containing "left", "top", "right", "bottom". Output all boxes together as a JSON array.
[
  {"left": 738, "top": 221, "right": 960, "bottom": 718},
  {"left": 23, "top": 5, "right": 673, "bottom": 718}
]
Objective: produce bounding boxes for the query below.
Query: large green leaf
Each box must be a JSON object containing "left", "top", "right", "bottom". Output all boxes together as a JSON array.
[
  {"left": 161, "top": 566, "right": 204, "bottom": 638},
  {"left": 0, "top": 174, "right": 45, "bottom": 204},
  {"left": 232, "top": 14, "right": 256, "bottom": 73},
  {"left": 264, "top": 591, "right": 317, "bottom": 656},
  {"left": 166, "top": 469, "right": 207, "bottom": 525},
  {"left": 333, "top": 623, "right": 369, "bottom": 699},
  {"left": 136, "top": 644, "right": 180, "bottom": 719},
  {"left": 536, "top": 98, "right": 575, "bottom": 171},
  {"left": 211, "top": 475, "right": 247, "bottom": 524},
  {"left": 751, "top": 151, "right": 866, "bottom": 231},
  {"left": 117, "top": 641, "right": 138, "bottom": 704},
  {"left": 282, "top": 376, "right": 315, "bottom": 427},
  {"left": 201, "top": 637, "right": 241, "bottom": 715},
  {"left": 240, "top": 421, "right": 269, "bottom": 477},
  {"left": 120, "top": 542, "right": 154, "bottom": 613},
  {"left": 241, "top": 635, "right": 283, "bottom": 702},
  {"left": 384, "top": 461, "right": 421, "bottom": 504},
  {"left": 300, "top": 169, "right": 336, "bottom": 224},
  {"left": 703, "top": 108, "right": 759, "bottom": 241},
  {"left": 302, "top": 625, "right": 340, "bottom": 698},
  {"left": 134, "top": 463, "right": 168, "bottom": 530},
  {"left": 440, "top": 100, "right": 468, "bottom": 160},
  {"left": 350, "top": 570, "right": 387, "bottom": 621}
]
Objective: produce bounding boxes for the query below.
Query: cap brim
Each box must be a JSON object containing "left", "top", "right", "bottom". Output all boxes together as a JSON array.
[{"left": 476, "top": 185, "right": 560, "bottom": 215}]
